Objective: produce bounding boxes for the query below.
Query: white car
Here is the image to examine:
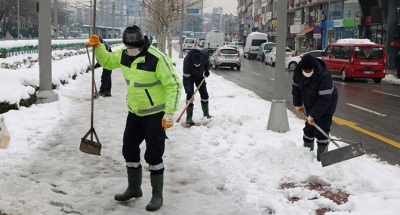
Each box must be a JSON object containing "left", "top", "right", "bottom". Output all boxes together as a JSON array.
[
  {"left": 285, "top": 50, "right": 324, "bottom": 71},
  {"left": 265, "top": 47, "right": 293, "bottom": 66},
  {"left": 182, "top": 37, "right": 197, "bottom": 51},
  {"left": 209, "top": 46, "right": 241, "bottom": 71}
]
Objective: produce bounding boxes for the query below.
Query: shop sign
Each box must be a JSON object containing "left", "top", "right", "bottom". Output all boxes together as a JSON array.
[
  {"left": 290, "top": 25, "right": 302, "bottom": 34},
  {"left": 272, "top": 20, "right": 278, "bottom": 27},
  {"left": 333, "top": 19, "right": 343, "bottom": 28},
  {"left": 266, "top": 12, "right": 272, "bottom": 20}
]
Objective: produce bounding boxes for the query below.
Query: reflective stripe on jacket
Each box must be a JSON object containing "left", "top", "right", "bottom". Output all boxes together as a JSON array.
[
  {"left": 95, "top": 37, "right": 182, "bottom": 116},
  {"left": 292, "top": 58, "right": 338, "bottom": 119}
]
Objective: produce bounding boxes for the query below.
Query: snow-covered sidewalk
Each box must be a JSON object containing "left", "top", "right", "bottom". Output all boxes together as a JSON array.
[{"left": 1, "top": 46, "right": 400, "bottom": 215}]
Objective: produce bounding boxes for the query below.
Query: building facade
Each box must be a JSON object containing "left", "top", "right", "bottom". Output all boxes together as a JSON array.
[{"left": 237, "top": 0, "right": 400, "bottom": 68}]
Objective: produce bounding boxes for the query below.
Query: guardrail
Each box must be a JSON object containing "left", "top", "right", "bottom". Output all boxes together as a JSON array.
[{"left": 0, "top": 39, "right": 123, "bottom": 57}]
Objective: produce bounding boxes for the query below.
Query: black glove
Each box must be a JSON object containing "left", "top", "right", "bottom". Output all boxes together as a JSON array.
[{"left": 204, "top": 70, "right": 210, "bottom": 78}]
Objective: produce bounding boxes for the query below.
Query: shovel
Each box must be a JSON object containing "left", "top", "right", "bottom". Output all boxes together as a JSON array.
[
  {"left": 312, "top": 121, "right": 365, "bottom": 167},
  {"left": 80, "top": 0, "right": 101, "bottom": 155}
]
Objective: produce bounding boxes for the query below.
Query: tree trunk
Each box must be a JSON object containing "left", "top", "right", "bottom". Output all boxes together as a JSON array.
[{"left": 168, "top": 21, "right": 173, "bottom": 57}]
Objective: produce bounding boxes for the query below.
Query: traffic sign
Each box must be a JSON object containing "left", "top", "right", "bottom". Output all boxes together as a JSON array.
[
  {"left": 186, "top": 8, "right": 200, "bottom": 15},
  {"left": 313, "top": 33, "right": 321, "bottom": 39},
  {"left": 313, "top": 26, "right": 322, "bottom": 33}
]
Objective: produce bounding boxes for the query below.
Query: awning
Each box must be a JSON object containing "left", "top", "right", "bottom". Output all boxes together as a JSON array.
[{"left": 297, "top": 27, "right": 315, "bottom": 36}]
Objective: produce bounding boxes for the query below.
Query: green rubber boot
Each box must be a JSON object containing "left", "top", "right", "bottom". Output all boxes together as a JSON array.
[
  {"left": 186, "top": 106, "right": 195, "bottom": 125},
  {"left": 201, "top": 103, "right": 212, "bottom": 119},
  {"left": 303, "top": 141, "right": 314, "bottom": 151},
  {"left": 317, "top": 144, "right": 328, "bottom": 162},
  {"left": 146, "top": 174, "right": 164, "bottom": 211},
  {"left": 114, "top": 168, "right": 143, "bottom": 201}
]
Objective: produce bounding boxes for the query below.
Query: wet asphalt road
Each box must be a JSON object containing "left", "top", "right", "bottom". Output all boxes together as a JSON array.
[
  {"left": 211, "top": 56, "right": 400, "bottom": 166},
  {"left": 172, "top": 43, "right": 400, "bottom": 166}
]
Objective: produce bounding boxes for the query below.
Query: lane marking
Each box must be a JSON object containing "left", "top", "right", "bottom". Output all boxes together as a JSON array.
[
  {"left": 346, "top": 103, "right": 386, "bottom": 116},
  {"left": 251, "top": 71, "right": 261, "bottom": 76},
  {"left": 271, "top": 78, "right": 275, "bottom": 81},
  {"left": 333, "top": 81, "right": 346, "bottom": 85},
  {"left": 333, "top": 116, "right": 400, "bottom": 148},
  {"left": 372, "top": 90, "right": 400, "bottom": 98}
]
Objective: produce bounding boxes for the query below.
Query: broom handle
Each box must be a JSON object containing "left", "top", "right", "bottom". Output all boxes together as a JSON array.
[{"left": 176, "top": 77, "right": 206, "bottom": 123}]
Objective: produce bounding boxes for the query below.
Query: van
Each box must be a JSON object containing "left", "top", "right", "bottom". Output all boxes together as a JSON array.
[
  {"left": 182, "top": 37, "right": 197, "bottom": 51},
  {"left": 204, "top": 30, "right": 225, "bottom": 55},
  {"left": 321, "top": 39, "right": 386, "bottom": 83},
  {"left": 243, "top": 32, "right": 268, "bottom": 59}
]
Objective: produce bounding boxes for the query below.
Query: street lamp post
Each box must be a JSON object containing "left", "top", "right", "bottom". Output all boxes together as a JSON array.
[{"left": 17, "top": 0, "right": 20, "bottom": 39}]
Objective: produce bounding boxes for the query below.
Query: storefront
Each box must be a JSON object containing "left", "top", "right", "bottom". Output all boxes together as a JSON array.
[{"left": 342, "top": 18, "right": 360, "bottom": 39}]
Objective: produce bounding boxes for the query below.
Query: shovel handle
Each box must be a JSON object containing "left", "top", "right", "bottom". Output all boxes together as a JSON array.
[
  {"left": 312, "top": 122, "right": 341, "bottom": 148},
  {"left": 301, "top": 111, "right": 340, "bottom": 148}
]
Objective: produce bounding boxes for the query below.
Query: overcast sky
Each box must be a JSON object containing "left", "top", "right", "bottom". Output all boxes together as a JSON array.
[{"left": 203, "top": 0, "right": 238, "bottom": 14}]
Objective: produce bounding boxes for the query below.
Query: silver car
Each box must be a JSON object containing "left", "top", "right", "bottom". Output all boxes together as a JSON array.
[{"left": 209, "top": 47, "right": 241, "bottom": 71}]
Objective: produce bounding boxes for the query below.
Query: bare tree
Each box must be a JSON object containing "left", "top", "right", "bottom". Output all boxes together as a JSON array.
[
  {"left": 141, "top": 0, "right": 210, "bottom": 57},
  {"left": 0, "top": 0, "right": 52, "bottom": 38}
]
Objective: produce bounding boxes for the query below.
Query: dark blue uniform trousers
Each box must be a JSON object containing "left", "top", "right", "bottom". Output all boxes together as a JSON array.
[
  {"left": 122, "top": 111, "right": 167, "bottom": 175},
  {"left": 303, "top": 113, "right": 333, "bottom": 145}
]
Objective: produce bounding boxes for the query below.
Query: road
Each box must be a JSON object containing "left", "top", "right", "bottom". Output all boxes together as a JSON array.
[{"left": 211, "top": 55, "right": 400, "bottom": 166}]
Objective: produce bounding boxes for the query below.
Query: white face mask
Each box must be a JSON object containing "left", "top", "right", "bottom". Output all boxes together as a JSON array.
[
  {"left": 126, "top": 48, "right": 140, "bottom": 56},
  {"left": 194, "top": 63, "right": 201, "bottom": 67},
  {"left": 302, "top": 70, "right": 314, "bottom": 78}
]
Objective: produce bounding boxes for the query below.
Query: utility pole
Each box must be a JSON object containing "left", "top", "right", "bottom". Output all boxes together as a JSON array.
[
  {"left": 37, "top": 0, "right": 59, "bottom": 103},
  {"left": 17, "top": 0, "right": 20, "bottom": 38},
  {"left": 54, "top": 0, "right": 58, "bottom": 39},
  {"left": 179, "top": 0, "right": 184, "bottom": 58},
  {"left": 112, "top": 2, "right": 115, "bottom": 38},
  {"left": 89, "top": 0, "right": 92, "bottom": 34},
  {"left": 266, "top": 0, "right": 289, "bottom": 132}
]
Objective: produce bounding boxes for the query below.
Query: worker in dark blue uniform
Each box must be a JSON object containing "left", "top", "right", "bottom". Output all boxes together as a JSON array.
[
  {"left": 292, "top": 54, "right": 338, "bottom": 161},
  {"left": 183, "top": 49, "right": 211, "bottom": 125},
  {"left": 94, "top": 38, "right": 113, "bottom": 97}
]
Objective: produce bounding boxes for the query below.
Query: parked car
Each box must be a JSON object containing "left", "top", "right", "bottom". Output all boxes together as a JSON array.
[
  {"left": 243, "top": 32, "right": 268, "bottom": 59},
  {"left": 209, "top": 46, "right": 241, "bottom": 71},
  {"left": 151, "top": 39, "right": 158, "bottom": 48},
  {"left": 285, "top": 50, "right": 323, "bottom": 71},
  {"left": 321, "top": 39, "right": 386, "bottom": 83},
  {"left": 265, "top": 47, "right": 293, "bottom": 66},
  {"left": 182, "top": 37, "right": 197, "bottom": 51},
  {"left": 197, "top": 38, "right": 205, "bottom": 48},
  {"left": 256, "top": 42, "right": 275, "bottom": 62},
  {"left": 227, "top": 41, "right": 243, "bottom": 49}
]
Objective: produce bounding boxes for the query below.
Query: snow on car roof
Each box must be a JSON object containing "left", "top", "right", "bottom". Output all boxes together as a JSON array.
[{"left": 336, "top": 38, "right": 375, "bottom": 44}]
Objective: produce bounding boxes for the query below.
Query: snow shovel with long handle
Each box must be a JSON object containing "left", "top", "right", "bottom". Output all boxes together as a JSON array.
[
  {"left": 80, "top": 0, "right": 101, "bottom": 156},
  {"left": 312, "top": 121, "right": 365, "bottom": 167},
  {"left": 176, "top": 77, "right": 206, "bottom": 123}
]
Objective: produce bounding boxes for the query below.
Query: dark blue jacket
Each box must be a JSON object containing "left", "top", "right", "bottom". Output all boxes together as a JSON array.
[
  {"left": 292, "top": 58, "right": 338, "bottom": 119},
  {"left": 183, "top": 49, "right": 210, "bottom": 93}
]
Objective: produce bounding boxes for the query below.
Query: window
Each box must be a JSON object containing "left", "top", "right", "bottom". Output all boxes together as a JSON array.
[
  {"left": 220, "top": 49, "right": 238, "bottom": 54},
  {"left": 309, "top": 52, "right": 322, "bottom": 58},
  {"left": 355, "top": 47, "right": 383, "bottom": 59},
  {"left": 333, "top": 46, "right": 351, "bottom": 59},
  {"left": 324, "top": 45, "right": 331, "bottom": 56},
  {"left": 251, "top": 39, "right": 267, "bottom": 46}
]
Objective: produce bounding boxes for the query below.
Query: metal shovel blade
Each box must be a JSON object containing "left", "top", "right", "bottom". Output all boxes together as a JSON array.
[
  {"left": 80, "top": 138, "right": 101, "bottom": 155},
  {"left": 320, "top": 142, "right": 365, "bottom": 167}
]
